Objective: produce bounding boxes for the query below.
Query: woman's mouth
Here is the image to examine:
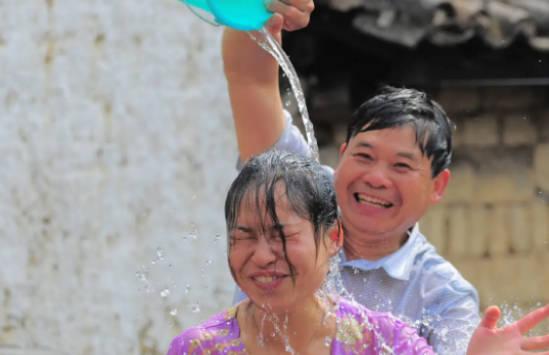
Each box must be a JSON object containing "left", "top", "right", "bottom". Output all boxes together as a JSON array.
[{"left": 250, "top": 273, "right": 288, "bottom": 291}]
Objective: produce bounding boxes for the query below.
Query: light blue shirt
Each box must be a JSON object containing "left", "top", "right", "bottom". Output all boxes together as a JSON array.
[
  {"left": 337, "top": 225, "right": 480, "bottom": 354},
  {"left": 234, "top": 114, "right": 480, "bottom": 353}
]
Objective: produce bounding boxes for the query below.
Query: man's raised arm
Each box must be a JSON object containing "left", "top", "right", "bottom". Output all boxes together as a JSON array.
[{"left": 221, "top": 1, "right": 314, "bottom": 162}]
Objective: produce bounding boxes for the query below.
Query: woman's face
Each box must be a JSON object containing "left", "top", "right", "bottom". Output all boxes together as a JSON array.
[{"left": 228, "top": 185, "right": 338, "bottom": 313}]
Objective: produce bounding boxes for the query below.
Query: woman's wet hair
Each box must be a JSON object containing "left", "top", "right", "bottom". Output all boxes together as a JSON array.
[
  {"left": 224, "top": 150, "right": 337, "bottom": 283},
  {"left": 346, "top": 86, "right": 455, "bottom": 177}
]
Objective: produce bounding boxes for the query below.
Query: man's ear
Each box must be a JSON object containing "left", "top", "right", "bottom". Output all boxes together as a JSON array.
[
  {"left": 338, "top": 142, "right": 347, "bottom": 158},
  {"left": 431, "top": 169, "right": 451, "bottom": 204}
]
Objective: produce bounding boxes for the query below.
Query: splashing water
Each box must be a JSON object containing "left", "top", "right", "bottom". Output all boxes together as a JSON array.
[
  {"left": 136, "top": 232, "right": 224, "bottom": 325},
  {"left": 253, "top": 306, "right": 297, "bottom": 354},
  {"left": 151, "top": 247, "right": 165, "bottom": 265},
  {"left": 185, "top": 224, "right": 198, "bottom": 240},
  {"left": 191, "top": 302, "right": 201, "bottom": 313},
  {"left": 160, "top": 288, "right": 171, "bottom": 298},
  {"left": 249, "top": 29, "right": 319, "bottom": 162}
]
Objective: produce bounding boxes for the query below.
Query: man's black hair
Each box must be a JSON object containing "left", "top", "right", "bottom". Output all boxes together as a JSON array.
[{"left": 346, "top": 86, "right": 455, "bottom": 177}]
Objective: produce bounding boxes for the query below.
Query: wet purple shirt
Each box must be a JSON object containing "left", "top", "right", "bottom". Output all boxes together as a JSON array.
[{"left": 167, "top": 298, "right": 434, "bottom": 354}]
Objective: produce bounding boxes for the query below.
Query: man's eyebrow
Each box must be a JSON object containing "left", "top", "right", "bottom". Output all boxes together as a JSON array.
[
  {"left": 355, "top": 142, "right": 373, "bottom": 149},
  {"left": 396, "top": 151, "right": 419, "bottom": 162},
  {"left": 356, "top": 141, "right": 419, "bottom": 161}
]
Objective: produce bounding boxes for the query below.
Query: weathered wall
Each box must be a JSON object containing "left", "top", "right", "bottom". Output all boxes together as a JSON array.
[
  {"left": 0, "top": 1, "right": 237, "bottom": 354},
  {"left": 427, "top": 87, "right": 549, "bottom": 312},
  {"left": 320, "top": 86, "right": 549, "bottom": 314}
]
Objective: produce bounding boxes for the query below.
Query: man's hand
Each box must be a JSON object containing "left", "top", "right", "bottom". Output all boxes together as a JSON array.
[
  {"left": 221, "top": 0, "right": 315, "bottom": 161},
  {"left": 467, "top": 304, "right": 549, "bottom": 354},
  {"left": 266, "top": 0, "right": 315, "bottom": 33}
]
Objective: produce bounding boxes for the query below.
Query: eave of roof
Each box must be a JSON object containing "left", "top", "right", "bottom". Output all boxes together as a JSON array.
[{"left": 320, "top": 0, "right": 549, "bottom": 51}]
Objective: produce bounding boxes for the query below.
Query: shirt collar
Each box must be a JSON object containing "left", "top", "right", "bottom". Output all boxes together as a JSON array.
[{"left": 339, "top": 224, "right": 425, "bottom": 281}]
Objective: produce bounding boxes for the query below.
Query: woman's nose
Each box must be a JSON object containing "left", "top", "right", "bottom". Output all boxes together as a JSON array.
[{"left": 251, "top": 236, "right": 278, "bottom": 265}]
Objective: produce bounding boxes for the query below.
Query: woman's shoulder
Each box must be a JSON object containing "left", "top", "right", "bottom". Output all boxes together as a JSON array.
[
  {"left": 334, "top": 297, "right": 433, "bottom": 354},
  {"left": 167, "top": 307, "right": 242, "bottom": 355},
  {"left": 336, "top": 297, "right": 412, "bottom": 329}
]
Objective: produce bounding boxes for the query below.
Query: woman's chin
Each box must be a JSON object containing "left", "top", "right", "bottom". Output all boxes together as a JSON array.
[{"left": 247, "top": 296, "right": 294, "bottom": 314}]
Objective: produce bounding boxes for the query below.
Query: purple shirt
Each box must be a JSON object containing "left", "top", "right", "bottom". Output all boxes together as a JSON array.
[{"left": 167, "top": 298, "right": 434, "bottom": 354}]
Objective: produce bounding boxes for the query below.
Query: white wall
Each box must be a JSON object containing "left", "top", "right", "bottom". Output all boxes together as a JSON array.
[{"left": 0, "top": 1, "right": 237, "bottom": 354}]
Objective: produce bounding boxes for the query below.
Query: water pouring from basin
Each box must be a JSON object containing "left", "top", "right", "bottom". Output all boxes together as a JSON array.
[{"left": 180, "top": 0, "right": 319, "bottom": 161}]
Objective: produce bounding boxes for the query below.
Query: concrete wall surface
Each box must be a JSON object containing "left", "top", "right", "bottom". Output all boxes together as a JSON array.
[{"left": 0, "top": 1, "right": 237, "bottom": 354}]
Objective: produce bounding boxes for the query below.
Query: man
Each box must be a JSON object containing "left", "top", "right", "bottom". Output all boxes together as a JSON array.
[{"left": 222, "top": 1, "right": 480, "bottom": 352}]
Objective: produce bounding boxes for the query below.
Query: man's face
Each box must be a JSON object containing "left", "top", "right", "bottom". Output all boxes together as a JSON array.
[{"left": 334, "top": 124, "right": 449, "bottom": 242}]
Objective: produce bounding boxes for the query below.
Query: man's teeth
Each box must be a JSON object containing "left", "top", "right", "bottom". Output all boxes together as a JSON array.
[{"left": 355, "top": 193, "right": 393, "bottom": 208}]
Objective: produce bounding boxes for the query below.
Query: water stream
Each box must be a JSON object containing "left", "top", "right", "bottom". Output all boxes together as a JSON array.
[{"left": 248, "top": 28, "right": 319, "bottom": 162}]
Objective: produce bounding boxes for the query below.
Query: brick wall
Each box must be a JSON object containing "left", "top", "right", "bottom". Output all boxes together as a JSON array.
[{"left": 430, "top": 87, "right": 549, "bottom": 311}]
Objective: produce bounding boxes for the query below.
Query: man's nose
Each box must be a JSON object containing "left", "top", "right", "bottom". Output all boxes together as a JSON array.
[{"left": 363, "top": 166, "right": 392, "bottom": 189}]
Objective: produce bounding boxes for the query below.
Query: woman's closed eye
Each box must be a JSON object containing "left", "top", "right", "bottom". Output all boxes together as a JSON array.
[
  {"left": 231, "top": 232, "right": 256, "bottom": 242},
  {"left": 275, "top": 231, "right": 300, "bottom": 242}
]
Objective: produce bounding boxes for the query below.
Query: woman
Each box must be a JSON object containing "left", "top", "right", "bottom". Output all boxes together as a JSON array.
[{"left": 168, "top": 151, "right": 549, "bottom": 354}]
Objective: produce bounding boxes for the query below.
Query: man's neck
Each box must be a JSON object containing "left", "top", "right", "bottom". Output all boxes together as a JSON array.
[{"left": 343, "top": 229, "right": 410, "bottom": 261}]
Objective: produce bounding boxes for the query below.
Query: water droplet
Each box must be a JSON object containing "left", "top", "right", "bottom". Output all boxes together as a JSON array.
[
  {"left": 439, "top": 327, "right": 448, "bottom": 338},
  {"left": 151, "top": 248, "right": 165, "bottom": 265},
  {"left": 188, "top": 231, "right": 197, "bottom": 240},
  {"left": 324, "top": 336, "right": 332, "bottom": 347},
  {"left": 191, "top": 303, "right": 201, "bottom": 313},
  {"left": 214, "top": 234, "right": 222, "bottom": 243},
  {"left": 184, "top": 284, "right": 191, "bottom": 294},
  {"left": 205, "top": 259, "right": 213, "bottom": 266},
  {"left": 156, "top": 248, "right": 164, "bottom": 259},
  {"left": 160, "top": 288, "right": 170, "bottom": 298},
  {"left": 136, "top": 270, "right": 148, "bottom": 282},
  {"left": 170, "top": 308, "right": 178, "bottom": 316},
  {"left": 284, "top": 344, "right": 293, "bottom": 353}
]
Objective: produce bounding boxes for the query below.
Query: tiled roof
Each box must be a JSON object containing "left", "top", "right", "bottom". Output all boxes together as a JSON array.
[{"left": 320, "top": 0, "right": 549, "bottom": 51}]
